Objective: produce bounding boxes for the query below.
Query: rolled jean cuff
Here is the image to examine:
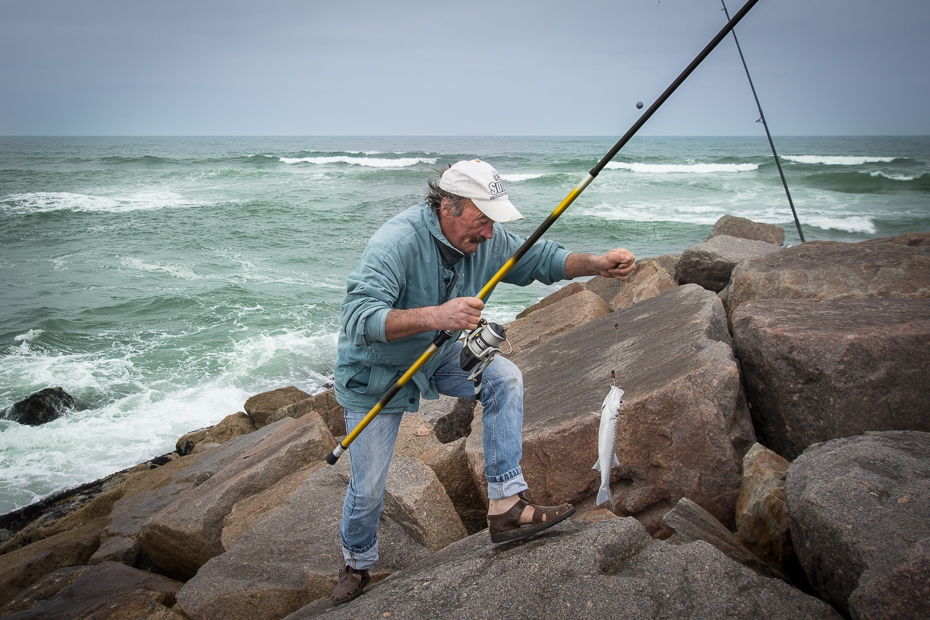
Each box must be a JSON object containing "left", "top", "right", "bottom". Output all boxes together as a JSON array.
[
  {"left": 342, "top": 539, "right": 378, "bottom": 571},
  {"left": 486, "top": 468, "right": 528, "bottom": 500}
]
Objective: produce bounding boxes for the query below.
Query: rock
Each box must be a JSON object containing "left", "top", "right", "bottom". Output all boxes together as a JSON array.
[
  {"left": 140, "top": 414, "right": 335, "bottom": 580},
  {"left": 860, "top": 231, "right": 930, "bottom": 248},
  {"left": 0, "top": 565, "right": 92, "bottom": 615},
  {"left": 735, "top": 443, "right": 792, "bottom": 571},
  {"left": 393, "top": 415, "right": 442, "bottom": 459},
  {"left": 663, "top": 496, "right": 784, "bottom": 580},
  {"left": 786, "top": 431, "right": 930, "bottom": 618},
  {"left": 176, "top": 464, "right": 430, "bottom": 620},
  {"left": 92, "top": 426, "right": 286, "bottom": 568},
  {"left": 381, "top": 457, "right": 468, "bottom": 552},
  {"left": 584, "top": 274, "right": 626, "bottom": 308},
  {"left": 706, "top": 214, "right": 785, "bottom": 246},
  {"left": 221, "top": 464, "right": 322, "bottom": 550},
  {"left": 504, "top": 289, "right": 612, "bottom": 356},
  {"left": 244, "top": 386, "right": 313, "bottom": 427},
  {"left": 726, "top": 236, "right": 930, "bottom": 322},
  {"left": 469, "top": 284, "right": 756, "bottom": 536},
  {"left": 0, "top": 521, "right": 103, "bottom": 607},
  {"left": 2, "top": 387, "right": 85, "bottom": 426},
  {"left": 416, "top": 395, "right": 475, "bottom": 444},
  {"left": 177, "top": 412, "right": 257, "bottom": 456},
  {"left": 611, "top": 258, "right": 678, "bottom": 310},
  {"left": 267, "top": 389, "right": 345, "bottom": 437},
  {"left": 676, "top": 235, "right": 782, "bottom": 293},
  {"left": 515, "top": 281, "right": 584, "bottom": 319},
  {"left": 418, "top": 438, "right": 487, "bottom": 535},
  {"left": 283, "top": 517, "right": 841, "bottom": 620},
  {"left": 0, "top": 561, "right": 183, "bottom": 619},
  {"left": 732, "top": 298, "right": 930, "bottom": 460}
]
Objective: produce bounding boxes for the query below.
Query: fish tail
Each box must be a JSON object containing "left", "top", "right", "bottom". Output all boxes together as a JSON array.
[{"left": 596, "top": 485, "right": 614, "bottom": 510}]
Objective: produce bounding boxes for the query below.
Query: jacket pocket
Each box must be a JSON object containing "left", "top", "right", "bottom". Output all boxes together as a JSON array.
[{"left": 345, "top": 362, "right": 399, "bottom": 396}]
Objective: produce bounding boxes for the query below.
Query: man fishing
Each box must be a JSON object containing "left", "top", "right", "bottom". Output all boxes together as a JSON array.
[{"left": 332, "top": 159, "right": 635, "bottom": 605}]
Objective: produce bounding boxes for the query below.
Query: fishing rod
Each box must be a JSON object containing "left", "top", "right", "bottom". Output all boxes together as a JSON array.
[
  {"left": 721, "top": 0, "right": 805, "bottom": 242},
  {"left": 325, "top": 0, "right": 762, "bottom": 466}
]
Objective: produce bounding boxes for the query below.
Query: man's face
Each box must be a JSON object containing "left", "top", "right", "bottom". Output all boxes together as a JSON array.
[{"left": 439, "top": 198, "right": 495, "bottom": 255}]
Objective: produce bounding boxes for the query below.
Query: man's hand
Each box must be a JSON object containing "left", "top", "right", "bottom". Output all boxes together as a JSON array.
[
  {"left": 385, "top": 297, "right": 484, "bottom": 341},
  {"left": 436, "top": 297, "right": 484, "bottom": 331},
  {"left": 565, "top": 248, "right": 636, "bottom": 280},
  {"left": 594, "top": 248, "right": 636, "bottom": 280}
]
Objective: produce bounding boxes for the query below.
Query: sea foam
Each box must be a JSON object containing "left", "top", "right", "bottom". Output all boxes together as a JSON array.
[
  {"left": 781, "top": 155, "right": 897, "bottom": 166},
  {"left": 2, "top": 191, "right": 200, "bottom": 214},
  {"left": 279, "top": 156, "right": 436, "bottom": 168},
  {"left": 605, "top": 162, "right": 758, "bottom": 174}
]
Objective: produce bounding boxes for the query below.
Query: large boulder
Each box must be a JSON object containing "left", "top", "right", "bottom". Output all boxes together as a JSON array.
[
  {"left": 416, "top": 395, "right": 475, "bottom": 444},
  {"left": 676, "top": 235, "right": 781, "bottom": 293},
  {"left": 176, "top": 412, "right": 257, "bottom": 456},
  {"left": 706, "top": 214, "right": 785, "bottom": 246},
  {"left": 469, "top": 284, "right": 756, "bottom": 535},
  {"left": 284, "top": 517, "right": 841, "bottom": 620},
  {"left": 267, "top": 389, "right": 345, "bottom": 438},
  {"left": 736, "top": 443, "right": 792, "bottom": 571},
  {"left": 140, "top": 414, "right": 335, "bottom": 580},
  {"left": 612, "top": 258, "right": 678, "bottom": 310},
  {"left": 176, "top": 462, "right": 431, "bottom": 620},
  {"left": 515, "top": 281, "right": 584, "bottom": 319},
  {"left": 0, "top": 522, "right": 103, "bottom": 607},
  {"left": 0, "top": 561, "right": 183, "bottom": 619},
  {"left": 2, "top": 387, "right": 86, "bottom": 426},
  {"left": 786, "top": 431, "right": 930, "bottom": 619},
  {"left": 725, "top": 236, "right": 930, "bottom": 322},
  {"left": 732, "top": 298, "right": 930, "bottom": 460},
  {"left": 504, "top": 289, "right": 612, "bottom": 355},
  {"left": 244, "top": 386, "right": 313, "bottom": 427}
]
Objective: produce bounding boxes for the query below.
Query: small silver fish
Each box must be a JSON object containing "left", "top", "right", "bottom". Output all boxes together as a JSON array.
[{"left": 592, "top": 385, "right": 624, "bottom": 510}]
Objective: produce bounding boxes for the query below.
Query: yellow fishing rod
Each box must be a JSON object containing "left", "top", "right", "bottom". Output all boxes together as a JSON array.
[{"left": 326, "top": 0, "right": 762, "bottom": 465}]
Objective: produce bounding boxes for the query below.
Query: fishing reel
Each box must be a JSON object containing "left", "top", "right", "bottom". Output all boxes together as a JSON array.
[{"left": 459, "top": 319, "right": 510, "bottom": 383}]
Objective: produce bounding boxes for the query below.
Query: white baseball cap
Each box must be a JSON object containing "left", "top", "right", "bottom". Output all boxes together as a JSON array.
[{"left": 439, "top": 159, "right": 524, "bottom": 222}]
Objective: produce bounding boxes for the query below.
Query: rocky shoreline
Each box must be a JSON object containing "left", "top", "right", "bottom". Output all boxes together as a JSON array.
[{"left": 0, "top": 216, "right": 928, "bottom": 619}]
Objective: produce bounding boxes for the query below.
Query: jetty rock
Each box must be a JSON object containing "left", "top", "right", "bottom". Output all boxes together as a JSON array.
[
  {"left": 705, "top": 213, "right": 786, "bottom": 246},
  {"left": 732, "top": 298, "right": 930, "bottom": 460},
  {"left": 676, "top": 235, "right": 781, "bottom": 293},
  {"left": 786, "top": 431, "right": 930, "bottom": 619},
  {"left": 283, "top": 517, "right": 840, "bottom": 620}
]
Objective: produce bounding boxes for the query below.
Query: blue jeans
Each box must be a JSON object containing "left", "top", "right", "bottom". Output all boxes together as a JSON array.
[{"left": 340, "top": 342, "right": 528, "bottom": 569}]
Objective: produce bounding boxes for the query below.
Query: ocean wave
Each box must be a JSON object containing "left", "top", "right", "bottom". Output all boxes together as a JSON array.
[
  {"left": 604, "top": 162, "right": 758, "bottom": 174},
  {"left": 802, "top": 215, "right": 877, "bottom": 234},
  {"left": 1, "top": 191, "right": 202, "bottom": 214},
  {"left": 500, "top": 173, "right": 546, "bottom": 182},
  {"left": 119, "top": 257, "right": 202, "bottom": 280},
  {"left": 279, "top": 156, "right": 436, "bottom": 168},
  {"left": 868, "top": 171, "right": 922, "bottom": 182},
  {"left": 781, "top": 155, "right": 897, "bottom": 165}
]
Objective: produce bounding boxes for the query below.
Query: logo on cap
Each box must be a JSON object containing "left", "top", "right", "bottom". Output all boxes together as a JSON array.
[{"left": 488, "top": 174, "right": 507, "bottom": 200}]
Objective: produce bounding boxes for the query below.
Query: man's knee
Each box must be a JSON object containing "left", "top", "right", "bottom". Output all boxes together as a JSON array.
[{"left": 488, "top": 357, "right": 523, "bottom": 393}]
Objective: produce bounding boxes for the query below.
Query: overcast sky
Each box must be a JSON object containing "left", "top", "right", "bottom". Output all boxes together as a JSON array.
[{"left": 2, "top": 0, "right": 928, "bottom": 136}]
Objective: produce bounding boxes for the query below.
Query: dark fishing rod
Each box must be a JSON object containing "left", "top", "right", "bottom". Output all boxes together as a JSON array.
[
  {"left": 326, "top": 0, "right": 763, "bottom": 465},
  {"left": 721, "top": 0, "right": 805, "bottom": 242}
]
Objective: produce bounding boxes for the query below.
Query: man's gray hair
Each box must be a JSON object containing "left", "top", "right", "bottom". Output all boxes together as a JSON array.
[{"left": 425, "top": 178, "right": 467, "bottom": 216}]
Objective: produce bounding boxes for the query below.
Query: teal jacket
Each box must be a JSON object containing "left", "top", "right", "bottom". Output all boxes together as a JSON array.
[{"left": 334, "top": 202, "right": 571, "bottom": 414}]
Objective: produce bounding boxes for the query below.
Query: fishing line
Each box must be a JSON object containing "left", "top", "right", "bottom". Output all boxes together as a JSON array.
[
  {"left": 720, "top": 0, "right": 805, "bottom": 242},
  {"left": 326, "top": 0, "right": 764, "bottom": 465}
]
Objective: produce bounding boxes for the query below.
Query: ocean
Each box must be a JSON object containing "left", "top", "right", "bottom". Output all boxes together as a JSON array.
[{"left": 1, "top": 135, "right": 928, "bottom": 515}]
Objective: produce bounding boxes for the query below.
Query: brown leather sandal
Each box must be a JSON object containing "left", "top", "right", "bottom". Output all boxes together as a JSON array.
[
  {"left": 488, "top": 497, "right": 575, "bottom": 543},
  {"left": 332, "top": 565, "right": 371, "bottom": 605}
]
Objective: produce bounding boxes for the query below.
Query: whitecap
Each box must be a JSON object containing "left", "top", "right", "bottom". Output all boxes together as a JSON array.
[
  {"left": 119, "top": 257, "right": 202, "bottom": 280},
  {"left": 801, "top": 215, "right": 876, "bottom": 234},
  {"left": 604, "top": 162, "right": 758, "bottom": 174},
  {"left": 781, "top": 155, "right": 896, "bottom": 165},
  {"left": 278, "top": 156, "right": 436, "bottom": 168},
  {"left": 868, "top": 171, "right": 918, "bottom": 181},
  {"left": 500, "top": 173, "right": 545, "bottom": 182},
  {"left": 2, "top": 191, "right": 202, "bottom": 214}
]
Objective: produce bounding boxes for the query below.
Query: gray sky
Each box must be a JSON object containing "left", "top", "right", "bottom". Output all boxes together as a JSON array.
[{"left": 2, "top": 0, "right": 928, "bottom": 136}]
